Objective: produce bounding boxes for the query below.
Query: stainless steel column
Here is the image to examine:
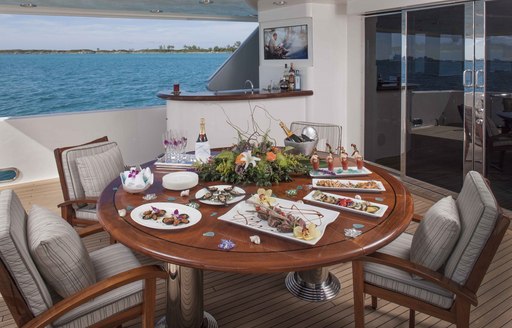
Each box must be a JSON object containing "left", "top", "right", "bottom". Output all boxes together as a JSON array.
[
  {"left": 166, "top": 263, "right": 217, "bottom": 328},
  {"left": 285, "top": 267, "right": 340, "bottom": 302}
]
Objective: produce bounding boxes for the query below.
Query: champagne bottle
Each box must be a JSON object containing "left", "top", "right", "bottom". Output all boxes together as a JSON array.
[
  {"left": 196, "top": 118, "right": 208, "bottom": 142},
  {"left": 279, "top": 121, "right": 303, "bottom": 142}
]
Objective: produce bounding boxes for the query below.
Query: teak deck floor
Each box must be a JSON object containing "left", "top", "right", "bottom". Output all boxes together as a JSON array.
[{"left": 1, "top": 179, "right": 511, "bottom": 328}]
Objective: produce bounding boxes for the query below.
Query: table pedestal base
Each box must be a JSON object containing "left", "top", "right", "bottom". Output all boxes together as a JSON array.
[
  {"left": 285, "top": 267, "right": 340, "bottom": 302},
  {"left": 166, "top": 263, "right": 218, "bottom": 328}
]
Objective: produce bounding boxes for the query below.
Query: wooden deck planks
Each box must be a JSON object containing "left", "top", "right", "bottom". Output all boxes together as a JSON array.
[{"left": 1, "top": 180, "right": 511, "bottom": 328}]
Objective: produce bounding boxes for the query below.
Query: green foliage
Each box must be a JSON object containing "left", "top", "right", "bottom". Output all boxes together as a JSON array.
[{"left": 195, "top": 139, "right": 308, "bottom": 186}]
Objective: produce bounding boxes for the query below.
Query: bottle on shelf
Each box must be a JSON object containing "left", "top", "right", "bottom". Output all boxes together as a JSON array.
[
  {"left": 280, "top": 63, "right": 289, "bottom": 91},
  {"left": 288, "top": 63, "right": 295, "bottom": 91},
  {"left": 351, "top": 143, "right": 364, "bottom": 170},
  {"left": 294, "top": 69, "right": 301, "bottom": 91},
  {"left": 279, "top": 121, "right": 303, "bottom": 142},
  {"left": 195, "top": 118, "right": 211, "bottom": 162}
]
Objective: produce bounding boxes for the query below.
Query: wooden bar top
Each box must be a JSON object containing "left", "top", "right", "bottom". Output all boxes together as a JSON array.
[{"left": 157, "top": 89, "right": 313, "bottom": 101}]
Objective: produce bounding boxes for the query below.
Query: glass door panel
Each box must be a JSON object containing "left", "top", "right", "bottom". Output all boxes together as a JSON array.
[
  {"left": 404, "top": 5, "right": 466, "bottom": 192},
  {"left": 485, "top": 0, "right": 512, "bottom": 209}
]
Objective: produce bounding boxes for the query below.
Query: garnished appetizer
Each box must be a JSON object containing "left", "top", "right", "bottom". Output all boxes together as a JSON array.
[
  {"left": 142, "top": 207, "right": 190, "bottom": 226},
  {"left": 312, "top": 190, "right": 380, "bottom": 214},
  {"left": 316, "top": 179, "right": 380, "bottom": 190}
]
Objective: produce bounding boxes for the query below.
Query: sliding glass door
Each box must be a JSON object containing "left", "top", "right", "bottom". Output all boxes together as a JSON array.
[{"left": 364, "top": 0, "right": 512, "bottom": 209}]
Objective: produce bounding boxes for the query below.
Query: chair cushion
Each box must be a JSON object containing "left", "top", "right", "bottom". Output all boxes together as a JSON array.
[
  {"left": 364, "top": 233, "right": 455, "bottom": 309},
  {"left": 76, "top": 145, "right": 124, "bottom": 198},
  {"left": 0, "top": 190, "right": 53, "bottom": 316},
  {"left": 54, "top": 244, "right": 143, "bottom": 327},
  {"left": 75, "top": 205, "right": 98, "bottom": 221},
  {"left": 410, "top": 196, "right": 460, "bottom": 278},
  {"left": 444, "top": 171, "right": 500, "bottom": 285},
  {"left": 61, "top": 141, "right": 119, "bottom": 202},
  {"left": 28, "top": 205, "right": 96, "bottom": 298}
]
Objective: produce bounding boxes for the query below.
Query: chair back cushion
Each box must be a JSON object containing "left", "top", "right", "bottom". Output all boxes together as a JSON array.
[
  {"left": 76, "top": 145, "right": 124, "bottom": 198},
  {"left": 0, "top": 190, "right": 53, "bottom": 316},
  {"left": 444, "top": 171, "right": 500, "bottom": 284},
  {"left": 410, "top": 196, "right": 460, "bottom": 278},
  {"left": 60, "top": 141, "right": 119, "bottom": 201},
  {"left": 28, "top": 205, "right": 96, "bottom": 298}
]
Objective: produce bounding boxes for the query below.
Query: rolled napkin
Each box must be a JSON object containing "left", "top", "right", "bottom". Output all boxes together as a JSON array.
[
  {"left": 120, "top": 167, "right": 153, "bottom": 193},
  {"left": 195, "top": 141, "right": 211, "bottom": 163}
]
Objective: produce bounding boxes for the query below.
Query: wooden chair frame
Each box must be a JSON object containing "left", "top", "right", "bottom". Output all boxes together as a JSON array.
[
  {"left": 0, "top": 223, "right": 167, "bottom": 328},
  {"left": 54, "top": 136, "right": 109, "bottom": 226},
  {"left": 352, "top": 211, "right": 510, "bottom": 328}
]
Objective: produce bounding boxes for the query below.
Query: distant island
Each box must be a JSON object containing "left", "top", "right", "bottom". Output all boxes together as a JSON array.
[{"left": 0, "top": 41, "right": 242, "bottom": 54}]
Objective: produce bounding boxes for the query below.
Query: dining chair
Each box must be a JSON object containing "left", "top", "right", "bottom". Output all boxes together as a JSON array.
[
  {"left": 0, "top": 189, "right": 166, "bottom": 328},
  {"left": 290, "top": 121, "right": 342, "bottom": 154},
  {"left": 352, "top": 171, "right": 509, "bottom": 328},
  {"left": 54, "top": 136, "right": 125, "bottom": 226}
]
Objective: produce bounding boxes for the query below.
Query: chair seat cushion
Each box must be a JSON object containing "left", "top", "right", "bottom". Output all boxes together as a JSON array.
[
  {"left": 76, "top": 145, "right": 124, "bottom": 198},
  {"left": 54, "top": 243, "right": 143, "bottom": 327},
  {"left": 75, "top": 205, "right": 98, "bottom": 221},
  {"left": 364, "top": 233, "right": 455, "bottom": 309},
  {"left": 410, "top": 196, "right": 460, "bottom": 278},
  {"left": 28, "top": 205, "right": 96, "bottom": 298}
]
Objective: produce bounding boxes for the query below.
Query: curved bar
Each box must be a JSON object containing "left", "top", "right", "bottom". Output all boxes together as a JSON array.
[{"left": 157, "top": 89, "right": 313, "bottom": 101}]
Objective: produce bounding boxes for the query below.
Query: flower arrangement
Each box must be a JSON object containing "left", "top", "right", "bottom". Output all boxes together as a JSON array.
[{"left": 195, "top": 133, "right": 308, "bottom": 186}]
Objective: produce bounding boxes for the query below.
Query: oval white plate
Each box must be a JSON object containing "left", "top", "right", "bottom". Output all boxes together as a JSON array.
[
  {"left": 194, "top": 185, "right": 246, "bottom": 205},
  {"left": 130, "top": 202, "right": 201, "bottom": 230}
]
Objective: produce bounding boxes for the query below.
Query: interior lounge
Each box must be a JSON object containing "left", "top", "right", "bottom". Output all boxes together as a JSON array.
[{"left": 0, "top": 0, "right": 511, "bottom": 327}]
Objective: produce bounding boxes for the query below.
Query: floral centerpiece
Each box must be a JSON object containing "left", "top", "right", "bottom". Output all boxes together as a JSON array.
[{"left": 195, "top": 133, "right": 308, "bottom": 186}]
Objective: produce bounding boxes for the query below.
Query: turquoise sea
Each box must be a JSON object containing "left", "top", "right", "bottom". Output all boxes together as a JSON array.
[{"left": 0, "top": 53, "right": 230, "bottom": 117}]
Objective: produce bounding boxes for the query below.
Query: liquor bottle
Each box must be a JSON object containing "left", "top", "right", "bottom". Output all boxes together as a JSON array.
[
  {"left": 288, "top": 63, "right": 295, "bottom": 91},
  {"left": 340, "top": 146, "right": 349, "bottom": 170},
  {"left": 351, "top": 143, "right": 364, "bottom": 170},
  {"left": 280, "top": 63, "right": 289, "bottom": 91},
  {"left": 195, "top": 118, "right": 211, "bottom": 162},
  {"left": 196, "top": 118, "right": 208, "bottom": 142},
  {"left": 279, "top": 121, "right": 303, "bottom": 142},
  {"left": 294, "top": 69, "right": 301, "bottom": 91}
]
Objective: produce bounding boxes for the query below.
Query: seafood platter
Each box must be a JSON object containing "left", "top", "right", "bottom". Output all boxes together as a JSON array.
[
  {"left": 130, "top": 203, "right": 202, "bottom": 230},
  {"left": 194, "top": 185, "right": 246, "bottom": 205},
  {"left": 309, "top": 166, "right": 373, "bottom": 178},
  {"left": 304, "top": 190, "right": 388, "bottom": 218},
  {"left": 218, "top": 195, "right": 339, "bottom": 245},
  {"left": 312, "top": 179, "right": 385, "bottom": 193}
]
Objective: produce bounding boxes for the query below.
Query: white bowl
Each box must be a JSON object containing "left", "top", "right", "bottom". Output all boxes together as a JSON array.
[
  {"left": 162, "top": 172, "right": 199, "bottom": 191},
  {"left": 120, "top": 169, "right": 154, "bottom": 194}
]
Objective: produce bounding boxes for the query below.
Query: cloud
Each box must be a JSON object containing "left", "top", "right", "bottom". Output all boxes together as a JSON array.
[{"left": 0, "top": 15, "right": 258, "bottom": 50}]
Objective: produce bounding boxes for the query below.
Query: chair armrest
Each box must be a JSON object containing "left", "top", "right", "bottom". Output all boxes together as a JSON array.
[
  {"left": 354, "top": 252, "right": 478, "bottom": 306},
  {"left": 22, "top": 264, "right": 167, "bottom": 328},
  {"left": 412, "top": 213, "right": 423, "bottom": 222},
  {"left": 57, "top": 198, "right": 98, "bottom": 207},
  {"left": 77, "top": 223, "right": 104, "bottom": 238}
]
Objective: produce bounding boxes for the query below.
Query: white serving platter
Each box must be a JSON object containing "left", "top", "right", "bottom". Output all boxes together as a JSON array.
[
  {"left": 303, "top": 190, "right": 388, "bottom": 218},
  {"left": 218, "top": 197, "right": 339, "bottom": 245},
  {"left": 130, "top": 202, "right": 202, "bottom": 230},
  {"left": 309, "top": 166, "right": 372, "bottom": 178},
  {"left": 194, "top": 185, "right": 246, "bottom": 205},
  {"left": 312, "top": 179, "right": 385, "bottom": 193}
]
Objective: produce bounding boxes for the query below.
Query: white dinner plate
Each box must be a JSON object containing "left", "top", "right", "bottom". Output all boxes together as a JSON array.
[
  {"left": 194, "top": 185, "right": 246, "bottom": 205},
  {"left": 303, "top": 190, "right": 388, "bottom": 218},
  {"left": 309, "top": 166, "right": 372, "bottom": 178},
  {"left": 130, "top": 202, "right": 202, "bottom": 230},
  {"left": 312, "top": 179, "right": 385, "bottom": 193},
  {"left": 218, "top": 197, "right": 339, "bottom": 245}
]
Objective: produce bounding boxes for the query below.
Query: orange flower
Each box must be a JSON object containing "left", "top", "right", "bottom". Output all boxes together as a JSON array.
[
  {"left": 271, "top": 146, "right": 280, "bottom": 153},
  {"left": 235, "top": 153, "right": 245, "bottom": 165},
  {"left": 266, "top": 151, "right": 277, "bottom": 162}
]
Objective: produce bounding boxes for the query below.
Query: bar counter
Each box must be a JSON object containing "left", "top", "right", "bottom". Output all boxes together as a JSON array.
[{"left": 157, "top": 89, "right": 313, "bottom": 101}]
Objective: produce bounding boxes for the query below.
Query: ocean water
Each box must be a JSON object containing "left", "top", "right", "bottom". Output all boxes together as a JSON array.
[{"left": 0, "top": 53, "right": 230, "bottom": 117}]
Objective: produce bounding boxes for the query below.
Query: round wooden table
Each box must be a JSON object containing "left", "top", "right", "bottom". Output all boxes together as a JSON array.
[{"left": 97, "top": 161, "right": 413, "bottom": 328}]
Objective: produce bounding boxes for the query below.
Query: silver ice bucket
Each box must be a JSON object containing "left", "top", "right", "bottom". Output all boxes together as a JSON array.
[{"left": 284, "top": 139, "right": 318, "bottom": 156}]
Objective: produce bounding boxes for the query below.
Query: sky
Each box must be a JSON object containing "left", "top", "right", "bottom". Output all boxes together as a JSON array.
[{"left": 0, "top": 14, "right": 258, "bottom": 50}]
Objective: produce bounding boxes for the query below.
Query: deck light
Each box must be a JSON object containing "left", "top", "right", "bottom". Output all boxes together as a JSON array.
[{"left": 19, "top": 3, "right": 37, "bottom": 7}]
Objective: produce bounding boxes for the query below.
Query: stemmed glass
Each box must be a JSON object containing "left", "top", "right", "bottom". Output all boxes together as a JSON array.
[{"left": 162, "top": 130, "right": 188, "bottom": 163}]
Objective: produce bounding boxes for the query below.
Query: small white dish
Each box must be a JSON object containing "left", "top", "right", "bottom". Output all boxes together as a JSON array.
[
  {"left": 194, "top": 185, "right": 246, "bottom": 205},
  {"left": 120, "top": 167, "right": 154, "bottom": 193},
  {"left": 130, "top": 202, "right": 201, "bottom": 230},
  {"left": 162, "top": 171, "right": 198, "bottom": 190}
]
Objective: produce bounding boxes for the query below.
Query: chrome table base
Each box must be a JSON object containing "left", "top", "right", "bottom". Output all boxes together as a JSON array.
[
  {"left": 166, "top": 263, "right": 218, "bottom": 328},
  {"left": 285, "top": 267, "right": 341, "bottom": 302}
]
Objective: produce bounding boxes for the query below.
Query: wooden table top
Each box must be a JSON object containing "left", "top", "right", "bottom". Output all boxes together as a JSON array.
[{"left": 97, "top": 161, "right": 413, "bottom": 274}]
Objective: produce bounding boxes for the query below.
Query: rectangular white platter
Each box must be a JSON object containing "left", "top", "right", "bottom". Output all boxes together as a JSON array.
[
  {"left": 309, "top": 166, "right": 372, "bottom": 178},
  {"left": 303, "top": 190, "right": 388, "bottom": 218},
  {"left": 218, "top": 197, "right": 340, "bottom": 245},
  {"left": 312, "top": 179, "right": 385, "bottom": 193}
]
